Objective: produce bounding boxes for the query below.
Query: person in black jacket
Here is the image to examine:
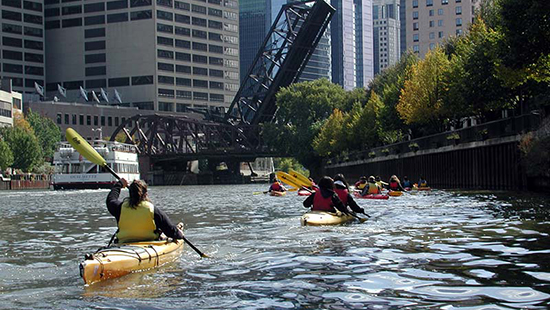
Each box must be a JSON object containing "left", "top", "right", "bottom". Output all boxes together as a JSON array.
[
  {"left": 303, "top": 176, "right": 348, "bottom": 213},
  {"left": 106, "top": 178, "right": 184, "bottom": 243}
]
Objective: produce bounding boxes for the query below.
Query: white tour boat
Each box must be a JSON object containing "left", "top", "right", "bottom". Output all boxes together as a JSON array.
[{"left": 52, "top": 140, "right": 140, "bottom": 190}]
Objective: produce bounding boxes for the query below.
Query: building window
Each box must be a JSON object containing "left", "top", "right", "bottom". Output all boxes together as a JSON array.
[
  {"left": 426, "top": 0, "right": 433, "bottom": 6},
  {"left": 176, "top": 64, "right": 191, "bottom": 73},
  {"left": 192, "top": 17, "right": 206, "bottom": 27},
  {"left": 176, "top": 77, "right": 191, "bottom": 86},
  {"left": 24, "top": 26, "right": 42, "bottom": 37},
  {"left": 109, "top": 77, "right": 130, "bottom": 87},
  {"left": 85, "top": 41, "right": 106, "bottom": 51},
  {"left": 175, "top": 26, "right": 190, "bottom": 36},
  {"left": 2, "top": 50, "right": 23, "bottom": 61},
  {"left": 157, "top": 10, "right": 173, "bottom": 21},
  {"left": 132, "top": 75, "right": 154, "bottom": 85},
  {"left": 87, "top": 115, "right": 91, "bottom": 125},
  {"left": 157, "top": 23, "right": 173, "bottom": 33},
  {"left": 429, "top": 9, "right": 434, "bottom": 16},
  {"left": 107, "top": 12, "right": 128, "bottom": 23},
  {"left": 62, "top": 5, "right": 82, "bottom": 15},
  {"left": 175, "top": 13, "right": 190, "bottom": 24},
  {"left": 2, "top": 23, "right": 22, "bottom": 34},
  {"left": 159, "top": 102, "right": 173, "bottom": 111},
  {"left": 130, "top": 10, "right": 152, "bottom": 20},
  {"left": 412, "top": 11, "right": 418, "bottom": 20},
  {"left": 107, "top": 117, "right": 112, "bottom": 127},
  {"left": 441, "top": 0, "right": 448, "bottom": 4},
  {"left": 85, "top": 15, "right": 105, "bottom": 25},
  {"left": 210, "top": 94, "right": 224, "bottom": 102},
  {"left": 438, "top": 8, "right": 444, "bottom": 15},
  {"left": 94, "top": 116, "right": 98, "bottom": 126},
  {"left": 455, "top": 6, "right": 462, "bottom": 15},
  {"left": 438, "top": 19, "right": 444, "bottom": 27},
  {"left": 158, "top": 88, "right": 175, "bottom": 97},
  {"left": 157, "top": 49, "right": 174, "bottom": 59},
  {"left": 429, "top": 32, "right": 435, "bottom": 39},
  {"left": 2, "top": 10, "right": 22, "bottom": 21},
  {"left": 158, "top": 62, "right": 175, "bottom": 72},
  {"left": 209, "top": 81, "right": 223, "bottom": 89},
  {"left": 84, "top": 2, "right": 105, "bottom": 13},
  {"left": 456, "top": 18, "right": 462, "bottom": 26},
  {"left": 174, "top": 0, "right": 189, "bottom": 10},
  {"left": 3, "top": 0, "right": 21, "bottom": 8},
  {"left": 429, "top": 43, "right": 436, "bottom": 50},
  {"left": 57, "top": 114, "right": 62, "bottom": 125},
  {"left": 175, "top": 39, "right": 191, "bottom": 49},
  {"left": 192, "top": 42, "right": 207, "bottom": 51},
  {"left": 157, "top": 36, "right": 173, "bottom": 46},
  {"left": 413, "top": 34, "right": 419, "bottom": 42},
  {"left": 65, "top": 114, "right": 69, "bottom": 124},
  {"left": 191, "top": 4, "right": 206, "bottom": 14},
  {"left": 193, "top": 79, "right": 208, "bottom": 88},
  {"left": 101, "top": 116, "right": 106, "bottom": 126},
  {"left": 412, "top": 0, "right": 418, "bottom": 8},
  {"left": 438, "top": 31, "right": 444, "bottom": 38},
  {"left": 158, "top": 75, "right": 174, "bottom": 85},
  {"left": 193, "top": 67, "right": 208, "bottom": 75},
  {"left": 79, "top": 115, "right": 84, "bottom": 125},
  {"left": 413, "top": 22, "right": 419, "bottom": 31},
  {"left": 208, "top": 7, "right": 222, "bottom": 17},
  {"left": 3, "top": 37, "right": 22, "bottom": 47},
  {"left": 413, "top": 45, "right": 419, "bottom": 53},
  {"left": 175, "top": 52, "right": 191, "bottom": 61},
  {"left": 3, "top": 63, "right": 23, "bottom": 74},
  {"left": 456, "top": 29, "right": 463, "bottom": 35},
  {"left": 85, "top": 53, "right": 106, "bottom": 64},
  {"left": 24, "top": 13, "right": 42, "bottom": 24},
  {"left": 176, "top": 90, "right": 192, "bottom": 99},
  {"left": 192, "top": 54, "right": 207, "bottom": 64},
  {"left": 85, "top": 66, "right": 106, "bottom": 76},
  {"left": 429, "top": 20, "right": 434, "bottom": 27},
  {"left": 130, "top": 0, "right": 151, "bottom": 7},
  {"left": 107, "top": 0, "right": 128, "bottom": 10}
]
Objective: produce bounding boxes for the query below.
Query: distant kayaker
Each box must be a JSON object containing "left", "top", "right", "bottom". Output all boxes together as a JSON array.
[
  {"left": 388, "top": 175, "right": 405, "bottom": 191},
  {"left": 375, "top": 176, "right": 388, "bottom": 189},
  {"left": 106, "top": 178, "right": 184, "bottom": 243},
  {"left": 333, "top": 174, "right": 365, "bottom": 214},
  {"left": 362, "top": 176, "right": 382, "bottom": 195},
  {"left": 354, "top": 176, "right": 368, "bottom": 190},
  {"left": 418, "top": 177, "right": 429, "bottom": 188},
  {"left": 268, "top": 178, "right": 287, "bottom": 193},
  {"left": 303, "top": 176, "right": 348, "bottom": 214},
  {"left": 402, "top": 176, "right": 413, "bottom": 189}
]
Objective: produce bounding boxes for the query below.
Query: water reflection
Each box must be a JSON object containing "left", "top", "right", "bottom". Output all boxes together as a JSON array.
[{"left": 0, "top": 186, "right": 549, "bottom": 309}]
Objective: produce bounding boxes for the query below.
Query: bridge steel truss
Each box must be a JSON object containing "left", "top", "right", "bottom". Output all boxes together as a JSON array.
[
  {"left": 109, "top": 114, "right": 277, "bottom": 161},
  {"left": 224, "top": 0, "right": 335, "bottom": 129},
  {"left": 109, "top": 0, "right": 335, "bottom": 161}
]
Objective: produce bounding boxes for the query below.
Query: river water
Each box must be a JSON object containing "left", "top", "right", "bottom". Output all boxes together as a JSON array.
[{"left": 1, "top": 185, "right": 550, "bottom": 309}]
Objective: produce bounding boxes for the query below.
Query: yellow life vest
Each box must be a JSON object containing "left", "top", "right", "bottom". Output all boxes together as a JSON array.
[
  {"left": 116, "top": 200, "right": 159, "bottom": 243},
  {"left": 357, "top": 182, "right": 367, "bottom": 190},
  {"left": 367, "top": 183, "right": 380, "bottom": 194}
]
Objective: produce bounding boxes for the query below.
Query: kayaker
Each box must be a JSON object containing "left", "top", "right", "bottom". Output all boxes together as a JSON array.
[
  {"left": 361, "top": 176, "right": 382, "bottom": 195},
  {"left": 268, "top": 178, "right": 287, "bottom": 193},
  {"left": 418, "top": 176, "right": 429, "bottom": 188},
  {"left": 333, "top": 174, "right": 365, "bottom": 214},
  {"left": 303, "top": 176, "right": 348, "bottom": 214},
  {"left": 354, "top": 176, "right": 368, "bottom": 190},
  {"left": 388, "top": 175, "right": 405, "bottom": 191},
  {"left": 402, "top": 176, "right": 413, "bottom": 189},
  {"left": 375, "top": 176, "right": 388, "bottom": 189},
  {"left": 106, "top": 178, "right": 184, "bottom": 243}
]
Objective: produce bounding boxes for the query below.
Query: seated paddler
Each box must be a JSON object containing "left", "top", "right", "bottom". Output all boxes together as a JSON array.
[
  {"left": 106, "top": 178, "right": 184, "bottom": 243},
  {"left": 303, "top": 176, "right": 348, "bottom": 214}
]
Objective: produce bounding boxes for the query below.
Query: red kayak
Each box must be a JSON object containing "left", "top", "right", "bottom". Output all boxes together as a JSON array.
[
  {"left": 298, "top": 190, "right": 312, "bottom": 196},
  {"left": 353, "top": 192, "right": 389, "bottom": 200}
]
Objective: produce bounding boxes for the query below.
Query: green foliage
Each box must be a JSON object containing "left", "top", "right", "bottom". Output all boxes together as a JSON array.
[
  {"left": 26, "top": 110, "right": 61, "bottom": 159},
  {"left": 397, "top": 48, "right": 451, "bottom": 131},
  {"left": 312, "top": 109, "right": 347, "bottom": 157},
  {"left": 0, "top": 139, "right": 14, "bottom": 171},
  {"left": 1, "top": 127, "right": 43, "bottom": 172},
  {"left": 348, "top": 91, "right": 384, "bottom": 149},
  {"left": 446, "top": 132, "right": 460, "bottom": 140},
  {"left": 408, "top": 142, "right": 420, "bottom": 151},
  {"left": 274, "top": 158, "right": 308, "bottom": 176},
  {"left": 264, "top": 79, "right": 349, "bottom": 170}
]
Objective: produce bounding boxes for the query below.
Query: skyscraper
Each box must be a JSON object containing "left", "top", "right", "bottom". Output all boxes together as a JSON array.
[
  {"left": 239, "top": 0, "right": 331, "bottom": 83},
  {"left": 43, "top": 0, "right": 240, "bottom": 113},
  {"left": 401, "top": 0, "right": 479, "bottom": 57},
  {"left": 0, "top": 0, "right": 46, "bottom": 100},
  {"left": 373, "top": 0, "right": 400, "bottom": 75},
  {"left": 331, "top": 0, "right": 373, "bottom": 90}
]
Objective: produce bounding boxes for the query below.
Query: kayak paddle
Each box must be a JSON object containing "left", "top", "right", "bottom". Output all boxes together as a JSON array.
[{"left": 66, "top": 128, "right": 209, "bottom": 259}]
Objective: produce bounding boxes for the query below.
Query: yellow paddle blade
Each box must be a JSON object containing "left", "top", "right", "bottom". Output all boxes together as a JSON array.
[
  {"left": 66, "top": 128, "right": 106, "bottom": 166},
  {"left": 289, "top": 168, "right": 313, "bottom": 188}
]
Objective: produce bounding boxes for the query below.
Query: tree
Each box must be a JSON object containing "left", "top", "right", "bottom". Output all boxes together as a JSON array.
[
  {"left": 0, "top": 139, "right": 13, "bottom": 171},
  {"left": 26, "top": 110, "right": 61, "bottom": 159},
  {"left": 443, "top": 18, "right": 511, "bottom": 122},
  {"left": 397, "top": 48, "right": 451, "bottom": 132},
  {"left": 263, "top": 79, "right": 349, "bottom": 174},
  {"left": 348, "top": 91, "right": 384, "bottom": 149},
  {"left": 312, "top": 109, "right": 347, "bottom": 157},
  {"left": 2, "top": 127, "right": 43, "bottom": 172},
  {"left": 13, "top": 111, "right": 33, "bottom": 133}
]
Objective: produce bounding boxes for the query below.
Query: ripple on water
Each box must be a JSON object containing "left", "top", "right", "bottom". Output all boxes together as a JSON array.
[{"left": 411, "top": 285, "right": 550, "bottom": 303}]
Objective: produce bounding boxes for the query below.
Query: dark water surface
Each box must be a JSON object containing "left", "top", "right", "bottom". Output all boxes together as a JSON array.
[{"left": 1, "top": 185, "right": 550, "bottom": 309}]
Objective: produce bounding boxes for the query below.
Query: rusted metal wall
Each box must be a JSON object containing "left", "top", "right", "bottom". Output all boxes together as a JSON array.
[{"left": 325, "top": 140, "right": 523, "bottom": 190}]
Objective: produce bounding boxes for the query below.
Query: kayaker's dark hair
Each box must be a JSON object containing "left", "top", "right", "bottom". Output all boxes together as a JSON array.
[
  {"left": 333, "top": 174, "right": 349, "bottom": 189},
  {"left": 127, "top": 180, "right": 150, "bottom": 208},
  {"left": 318, "top": 176, "right": 335, "bottom": 191}
]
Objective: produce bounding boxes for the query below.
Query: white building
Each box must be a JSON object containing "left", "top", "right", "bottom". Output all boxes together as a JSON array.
[
  {"left": 0, "top": 79, "right": 23, "bottom": 128},
  {"left": 373, "top": 0, "right": 400, "bottom": 74}
]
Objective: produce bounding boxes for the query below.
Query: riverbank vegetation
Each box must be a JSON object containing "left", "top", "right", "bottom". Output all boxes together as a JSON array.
[
  {"left": 263, "top": 0, "right": 549, "bottom": 174},
  {"left": 0, "top": 110, "right": 60, "bottom": 174}
]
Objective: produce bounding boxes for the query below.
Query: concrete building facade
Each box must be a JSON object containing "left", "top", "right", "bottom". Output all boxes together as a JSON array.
[
  {"left": 0, "top": 0, "right": 46, "bottom": 100},
  {"left": 373, "top": 0, "right": 400, "bottom": 75},
  {"left": 401, "top": 0, "right": 479, "bottom": 57},
  {"left": 331, "top": 0, "right": 373, "bottom": 90},
  {"left": 0, "top": 79, "right": 23, "bottom": 127},
  {"left": 43, "top": 0, "right": 240, "bottom": 113}
]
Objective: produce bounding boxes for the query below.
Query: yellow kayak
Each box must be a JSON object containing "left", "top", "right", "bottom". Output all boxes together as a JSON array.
[
  {"left": 276, "top": 171, "right": 303, "bottom": 189},
  {"left": 388, "top": 191, "right": 403, "bottom": 197},
  {"left": 300, "top": 211, "right": 356, "bottom": 226},
  {"left": 80, "top": 239, "right": 184, "bottom": 285},
  {"left": 288, "top": 168, "right": 313, "bottom": 188}
]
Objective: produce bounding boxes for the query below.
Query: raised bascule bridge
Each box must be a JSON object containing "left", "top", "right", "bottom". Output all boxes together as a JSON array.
[{"left": 108, "top": 0, "right": 335, "bottom": 184}]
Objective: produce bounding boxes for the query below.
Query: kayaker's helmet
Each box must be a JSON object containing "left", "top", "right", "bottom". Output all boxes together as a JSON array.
[
  {"left": 375, "top": 176, "right": 381, "bottom": 182},
  {"left": 360, "top": 176, "right": 367, "bottom": 180},
  {"left": 368, "top": 176, "right": 375, "bottom": 182},
  {"left": 333, "top": 173, "right": 349, "bottom": 188},
  {"left": 404, "top": 176, "right": 409, "bottom": 181}
]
